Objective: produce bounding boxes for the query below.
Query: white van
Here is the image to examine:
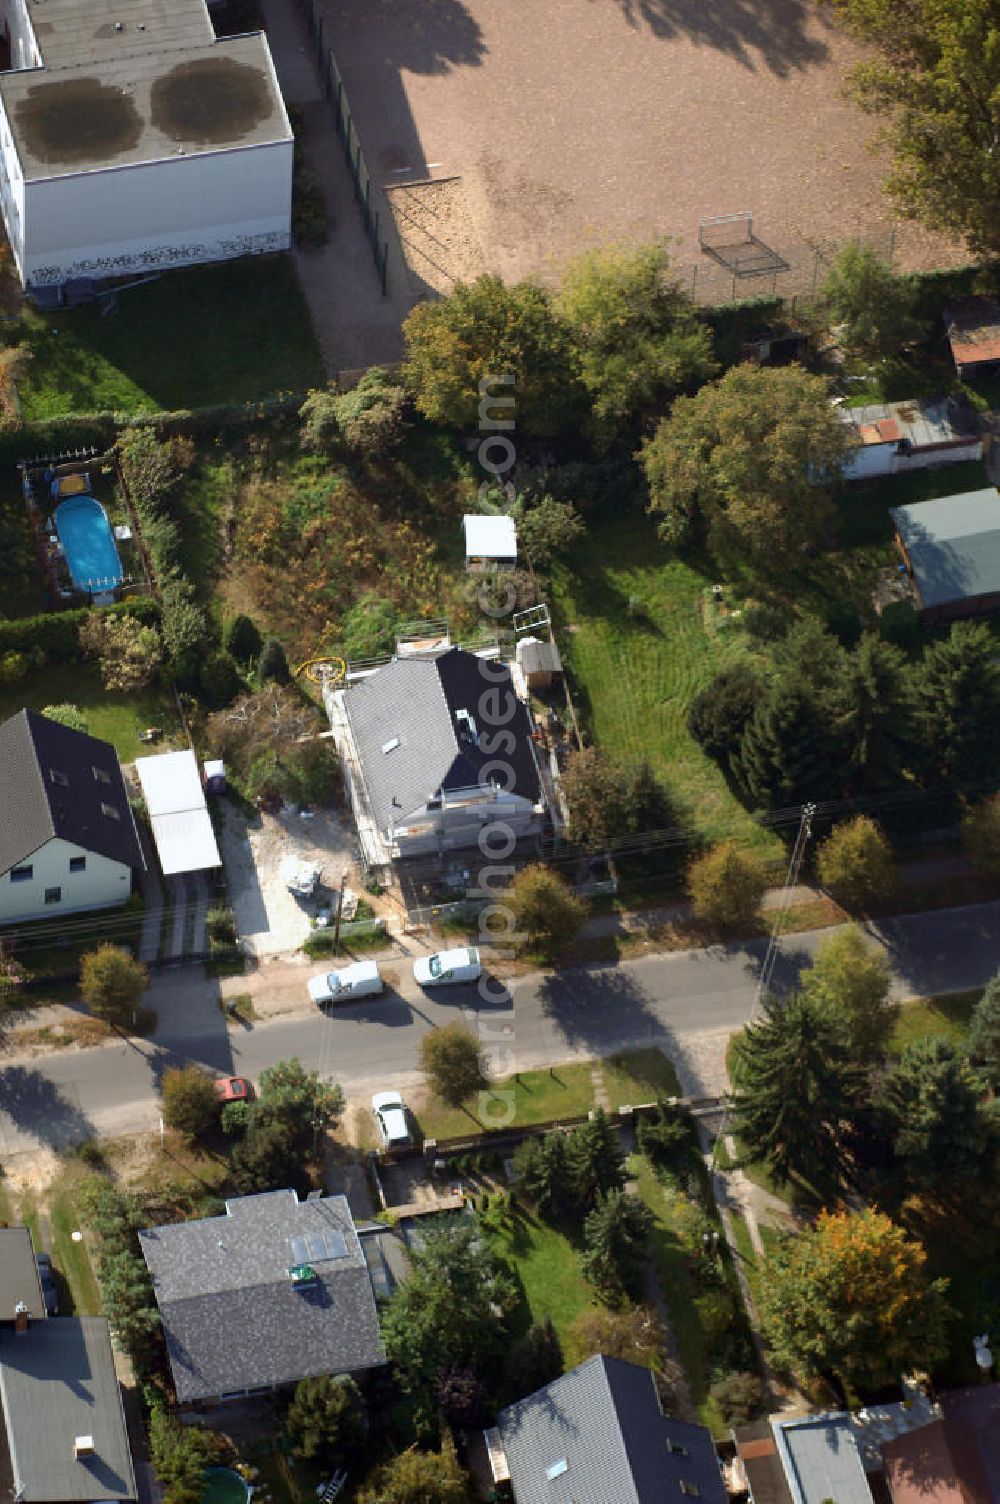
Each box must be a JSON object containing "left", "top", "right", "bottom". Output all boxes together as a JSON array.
[
  {"left": 412, "top": 945, "right": 482, "bottom": 988},
  {"left": 308, "top": 960, "right": 383, "bottom": 1006}
]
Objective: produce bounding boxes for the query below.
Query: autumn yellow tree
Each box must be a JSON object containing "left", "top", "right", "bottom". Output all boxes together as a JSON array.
[{"left": 759, "top": 1209, "right": 950, "bottom": 1389}]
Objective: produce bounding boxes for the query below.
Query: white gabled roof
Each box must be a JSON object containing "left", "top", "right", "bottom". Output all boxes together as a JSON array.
[
  {"left": 135, "top": 750, "right": 221, "bottom": 875},
  {"left": 463, "top": 513, "right": 518, "bottom": 560}
]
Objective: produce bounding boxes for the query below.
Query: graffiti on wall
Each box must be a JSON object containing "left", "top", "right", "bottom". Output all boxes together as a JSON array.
[{"left": 29, "top": 229, "right": 290, "bottom": 286}]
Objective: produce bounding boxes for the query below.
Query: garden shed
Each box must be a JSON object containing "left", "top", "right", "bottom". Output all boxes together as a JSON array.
[
  {"left": 944, "top": 298, "right": 1000, "bottom": 381},
  {"left": 463, "top": 514, "right": 517, "bottom": 570},
  {"left": 840, "top": 396, "right": 982, "bottom": 481},
  {"left": 890, "top": 487, "right": 1000, "bottom": 623}
]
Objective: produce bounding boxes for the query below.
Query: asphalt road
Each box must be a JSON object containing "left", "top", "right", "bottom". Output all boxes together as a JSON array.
[{"left": 3, "top": 899, "right": 1000, "bottom": 1159}]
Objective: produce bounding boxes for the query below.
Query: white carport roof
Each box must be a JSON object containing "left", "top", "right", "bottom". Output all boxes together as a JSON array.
[
  {"left": 135, "top": 749, "right": 221, "bottom": 875},
  {"left": 463, "top": 513, "right": 517, "bottom": 560}
]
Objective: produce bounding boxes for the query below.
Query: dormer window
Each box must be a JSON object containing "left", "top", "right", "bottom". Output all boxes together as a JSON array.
[
  {"left": 101, "top": 802, "right": 120, "bottom": 820},
  {"left": 93, "top": 766, "right": 111, "bottom": 785},
  {"left": 49, "top": 769, "right": 68, "bottom": 787}
]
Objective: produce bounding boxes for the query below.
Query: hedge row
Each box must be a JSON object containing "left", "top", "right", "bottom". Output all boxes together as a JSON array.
[
  {"left": 0, "top": 393, "right": 307, "bottom": 474},
  {"left": 0, "top": 595, "right": 159, "bottom": 660}
]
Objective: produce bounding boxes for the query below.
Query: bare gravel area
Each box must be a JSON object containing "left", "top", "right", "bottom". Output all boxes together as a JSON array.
[{"left": 322, "top": 0, "right": 961, "bottom": 294}]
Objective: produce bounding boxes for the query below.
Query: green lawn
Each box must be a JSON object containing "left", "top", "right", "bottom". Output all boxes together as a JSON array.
[
  {"left": 0, "top": 661, "right": 182, "bottom": 762},
  {"left": 891, "top": 991, "right": 978, "bottom": 1052},
  {"left": 414, "top": 1049, "right": 682, "bottom": 1141},
  {"left": 487, "top": 1212, "right": 599, "bottom": 1349},
  {"left": 49, "top": 1191, "right": 102, "bottom": 1315},
  {"left": 413, "top": 1061, "right": 596, "bottom": 1141},
  {"left": 552, "top": 514, "right": 778, "bottom": 854},
  {"left": 603, "top": 1047, "right": 681, "bottom": 1106},
  {"left": 18, "top": 258, "right": 324, "bottom": 418}
]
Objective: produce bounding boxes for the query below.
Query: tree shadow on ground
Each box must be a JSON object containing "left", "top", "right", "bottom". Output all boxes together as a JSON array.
[
  {"left": 0, "top": 1064, "right": 96, "bottom": 1149},
  {"left": 601, "top": 0, "right": 833, "bottom": 75}
]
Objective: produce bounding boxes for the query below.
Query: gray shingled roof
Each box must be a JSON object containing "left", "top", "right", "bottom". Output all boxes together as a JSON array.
[
  {"left": 0, "top": 709, "right": 144, "bottom": 877},
  {"left": 344, "top": 647, "right": 541, "bottom": 837},
  {"left": 891, "top": 488, "right": 1000, "bottom": 609},
  {"left": 0, "top": 1228, "right": 46, "bottom": 1321},
  {"left": 138, "top": 1191, "right": 384, "bottom": 1403},
  {"left": 497, "top": 1356, "right": 727, "bottom": 1504},
  {"left": 0, "top": 1316, "right": 136, "bottom": 1502}
]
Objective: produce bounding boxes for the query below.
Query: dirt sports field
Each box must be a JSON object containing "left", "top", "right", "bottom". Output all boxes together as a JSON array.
[{"left": 320, "top": 0, "right": 959, "bottom": 301}]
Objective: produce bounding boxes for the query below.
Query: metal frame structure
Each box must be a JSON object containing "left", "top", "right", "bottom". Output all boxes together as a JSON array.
[{"left": 698, "top": 213, "right": 790, "bottom": 293}]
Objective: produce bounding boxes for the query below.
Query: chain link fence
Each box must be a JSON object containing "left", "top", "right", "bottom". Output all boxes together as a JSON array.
[{"left": 682, "top": 226, "right": 897, "bottom": 307}]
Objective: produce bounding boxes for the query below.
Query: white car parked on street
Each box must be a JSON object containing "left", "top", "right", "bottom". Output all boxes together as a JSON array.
[
  {"left": 371, "top": 1091, "right": 412, "bottom": 1148},
  {"left": 308, "top": 960, "right": 383, "bottom": 1005},
  {"left": 412, "top": 945, "right": 482, "bottom": 988}
]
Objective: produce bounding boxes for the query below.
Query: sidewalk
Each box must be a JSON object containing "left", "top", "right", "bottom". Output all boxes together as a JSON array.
[{"left": 260, "top": 0, "right": 414, "bottom": 373}]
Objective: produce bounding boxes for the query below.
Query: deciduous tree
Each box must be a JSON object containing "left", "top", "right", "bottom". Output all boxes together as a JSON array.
[
  {"left": 160, "top": 1066, "right": 218, "bottom": 1144},
  {"left": 815, "top": 816, "right": 896, "bottom": 910},
  {"left": 731, "top": 993, "right": 862, "bottom": 1188},
  {"left": 41, "top": 703, "right": 88, "bottom": 733},
  {"left": 800, "top": 924, "right": 897, "bottom": 1061},
  {"left": 641, "top": 364, "right": 851, "bottom": 569},
  {"left": 222, "top": 613, "right": 263, "bottom": 664},
  {"left": 357, "top": 1437, "right": 471, "bottom": 1504},
  {"left": 555, "top": 242, "right": 716, "bottom": 437},
  {"left": 758, "top": 1209, "right": 951, "bottom": 1389},
  {"left": 79, "top": 945, "right": 149, "bottom": 1027},
  {"left": 380, "top": 1219, "right": 516, "bottom": 1415},
  {"left": 419, "top": 1024, "right": 485, "bottom": 1108},
  {"left": 403, "top": 274, "right": 584, "bottom": 437},
  {"left": 508, "top": 864, "right": 586, "bottom": 954},
  {"left": 79, "top": 613, "right": 163, "bottom": 693},
  {"left": 687, "top": 842, "right": 767, "bottom": 929},
  {"left": 834, "top": 0, "right": 1000, "bottom": 254},
  {"left": 515, "top": 494, "right": 584, "bottom": 565},
  {"left": 561, "top": 747, "right": 674, "bottom": 852},
  {"left": 821, "top": 242, "right": 926, "bottom": 356}
]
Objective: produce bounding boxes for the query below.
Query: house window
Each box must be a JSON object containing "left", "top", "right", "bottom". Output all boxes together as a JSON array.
[
  {"left": 49, "top": 768, "right": 69, "bottom": 787},
  {"left": 679, "top": 1483, "right": 700, "bottom": 1497},
  {"left": 101, "top": 802, "right": 121, "bottom": 820},
  {"left": 69, "top": 856, "right": 86, "bottom": 873},
  {"left": 92, "top": 766, "right": 111, "bottom": 785},
  {"left": 44, "top": 886, "right": 61, "bottom": 905},
  {"left": 9, "top": 864, "right": 32, "bottom": 883},
  {"left": 668, "top": 1443, "right": 689, "bottom": 1458}
]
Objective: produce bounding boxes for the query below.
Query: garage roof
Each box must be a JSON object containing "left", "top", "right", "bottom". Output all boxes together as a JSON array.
[
  {"left": 891, "top": 488, "right": 1000, "bottom": 608},
  {"left": 135, "top": 749, "right": 220, "bottom": 875}
]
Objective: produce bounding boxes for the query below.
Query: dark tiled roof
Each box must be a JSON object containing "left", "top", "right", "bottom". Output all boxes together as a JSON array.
[
  {"left": 884, "top": 1420, "right": 993, "bottom": 1504},
  {"left": 0, "top": 1228, "right": 46, "bottom": 1321},
  {"left": 0, "top": 709, "right": 143, "bottom": 876},
  {"left": 344, "top": 647, "right": 541, "bottom": 836},
  {"left": 138, "top": 1190, "right": 384, "bottom": 1403},
  {"left": 0, "top": 1316, "right": 136, "bottom": 1502},
  {"left": 497, "top": 1355, "right": 726, "bottom": 1504}
]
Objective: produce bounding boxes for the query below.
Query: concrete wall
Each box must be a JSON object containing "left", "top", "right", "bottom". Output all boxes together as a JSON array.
[
  {"left": 0, "top": 837, "right": 132, "bottom": 924},
  {"left": 843, "top": 439, "right": 983, "bottom": 482},
  {"left": 0, "top": 89, "right": 25, "bottom": 270},
  {"left": 16, "top": 140, "right": 292, "bottom": 286}
]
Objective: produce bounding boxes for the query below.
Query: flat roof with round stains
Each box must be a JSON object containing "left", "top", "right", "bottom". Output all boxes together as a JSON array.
[{"left": 0, "top": 31, "right": 289, "bottom": 179}]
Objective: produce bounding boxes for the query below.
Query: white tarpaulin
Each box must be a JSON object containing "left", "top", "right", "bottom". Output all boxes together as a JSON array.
[{"left": 135, "top": 749, "right": 221, "bottom": 875}]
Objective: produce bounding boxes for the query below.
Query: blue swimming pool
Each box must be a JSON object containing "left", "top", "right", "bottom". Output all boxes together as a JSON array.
[{"left": 54, "top": 495, "right": 123, "bottom": 593}]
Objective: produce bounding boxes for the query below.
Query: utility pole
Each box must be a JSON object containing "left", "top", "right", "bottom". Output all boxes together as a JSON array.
[{"left": 332, "top": 869, "right": 348, "bottom": 953}]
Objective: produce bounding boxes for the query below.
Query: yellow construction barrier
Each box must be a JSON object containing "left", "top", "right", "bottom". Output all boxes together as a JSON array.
[{"left": 294, "top": 655, "right": 347, "bottom": 687}]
